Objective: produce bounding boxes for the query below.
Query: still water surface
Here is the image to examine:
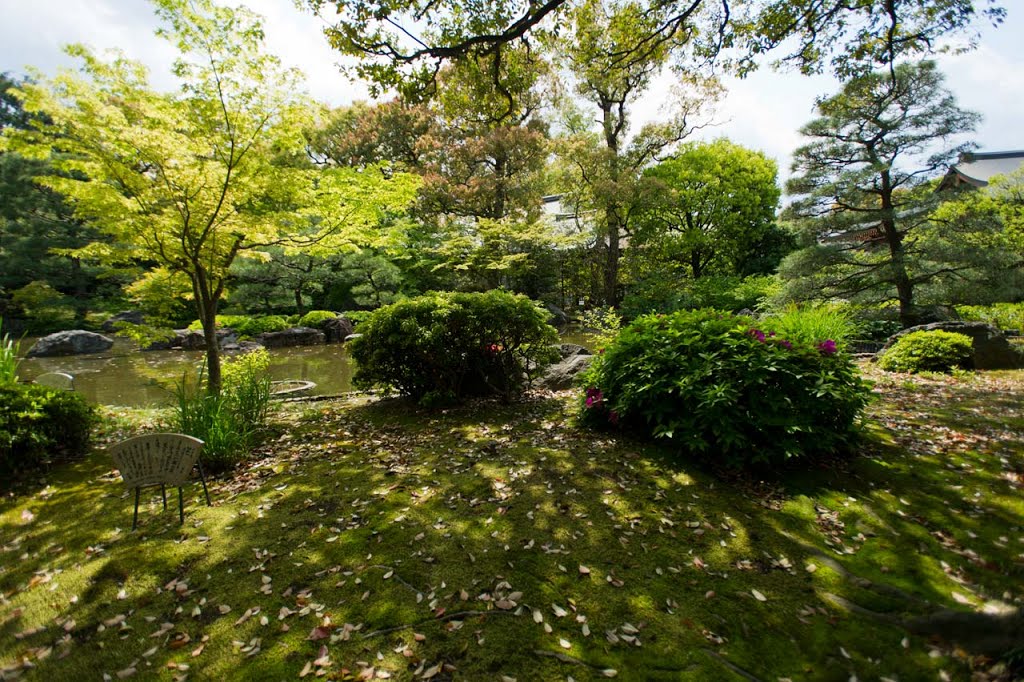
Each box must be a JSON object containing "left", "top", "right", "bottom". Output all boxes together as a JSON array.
[
  {"left": 18, "top": 338, "right": 354, "bottom": 407},
  {"left": 18, "top": 332, "right": 594, "bottom": 407}
]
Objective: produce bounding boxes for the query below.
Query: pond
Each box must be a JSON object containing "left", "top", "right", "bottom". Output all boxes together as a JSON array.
[
  {"left": 17, "top": 337, "right": 355, "bottom": 407},
  {"left": 17, "top": 331, "right": 596, "bottom": 407}
]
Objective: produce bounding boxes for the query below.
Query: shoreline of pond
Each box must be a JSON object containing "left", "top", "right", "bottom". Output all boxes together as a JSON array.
[{"left": 15, "top": 331, "right": 595, "bottom": 407}]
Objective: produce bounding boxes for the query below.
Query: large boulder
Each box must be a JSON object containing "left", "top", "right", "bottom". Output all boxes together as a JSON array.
[
  {"left": 143, "top": 328, "right": 237, "bottom": 351},
  {"left": 256, "top": 327, "right": 325, "bottom": 349},
  {"left": 322, "top": 316, "right": 355, "bottom": 343},
  {"left": 222, "top": 340, "right": 265, "bottom": 354},
  {"left": 558, "top": 343, "right": 592, "bottom": 359},
  {"left": 538, "top": 354, "right": 595, "bottom": 390},
  {"left": 102, "top": 310, "right": 145, "bottom": 332},
  {"left": 880, "top": 321, "right": 1023, "bottom": 370},
  {"left": 27, "top": 330, "right": 113, "bottom": 357},
  {"left": 545, "top": 303, "right": 571, "bottom": 328}
]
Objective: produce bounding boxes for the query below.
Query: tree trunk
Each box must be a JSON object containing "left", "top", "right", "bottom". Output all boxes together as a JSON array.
[
  {"left": 605, "top": 209, "right": 621, "bottom": 307},
  {"left": 879, "top": 169, "right": 915, "bottom": 327},
  {"left": 600, "top": 101, "right": 624, "bottom": 308},
  {"left": 294, "top": 287, "right": 305, "bottom": 316},
  {"left": 192, "top": 270, "right": 222, "bottom": 396}
]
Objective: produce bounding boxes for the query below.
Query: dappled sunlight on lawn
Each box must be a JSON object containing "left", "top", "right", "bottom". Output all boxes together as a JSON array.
[{"left": 1, "top": 369, "right": 1022, "bottom": 680}]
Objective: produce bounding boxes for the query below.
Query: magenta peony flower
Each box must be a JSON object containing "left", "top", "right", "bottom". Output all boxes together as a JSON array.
[{"left": 817, "top": 339, "right": 838, "bottom": 355}]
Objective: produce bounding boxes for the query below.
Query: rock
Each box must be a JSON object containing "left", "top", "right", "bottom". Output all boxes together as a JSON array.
[
  {"left": 222, "top": 340, "right": 264, "bottom": 354},
  {"left": 177, "top": 330, "right": 208, "bottom": 350},
  {"left": 142, "top": 336, "right": 175, "bottom": 351},
  {"left": 102, "top": 310, "right": 145, "bottom": 332},
  {"left": 143, "top": 328, "right": 236, "bottom": 351},
  {"left": 344, "top": 333, "right": 363, "bottom": 343},
  {"left": 538, "top": 354, "right": 595, "bottom": 390},
  {"left": 558, "top": 343, "right": 592, "bottom": 359},
  {"left": 880, "top": 321, "right": 1023, "bottom": 370},
  {"left": 904, "top": 305, "right": 960, "bottom": 326},
  {"left": 545, "top": 303, "right": 570, "bottom": 328},
  {"left": 256, "top": 327, "right": 325, "bottom": 349},
  {"left": 321, "top": 316, "right": 355, "bottom": 343},
  {"left": 26, "top": 330, "right": 114, "bottom": 357}
]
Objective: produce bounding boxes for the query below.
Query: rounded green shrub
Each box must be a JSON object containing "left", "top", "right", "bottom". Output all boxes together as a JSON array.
[
  {"left": 0, "top": 384, "right": 96, "bottom": 475},
  {"left": 878, "top": 330, "right": 974, "bottom": 374},
  {"left": 188, "top": 315, "right": 291, "bottom": 338},
  {"left": 298, "top": 310, "right": 340, "bottom": 329},
  {"left": 350, "top": 291, "right": 559, "bottom": 405},
  {"left": 580, "top": 309, "right": 872, "bottom": 467}
]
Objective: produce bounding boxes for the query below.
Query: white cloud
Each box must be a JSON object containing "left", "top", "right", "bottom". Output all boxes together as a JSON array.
[
  {"left": 1, "top": 0, "right": 1021, "bottom": 167},
  {"left": 0, "top": 0, "right": 371, "bottom": 105}
]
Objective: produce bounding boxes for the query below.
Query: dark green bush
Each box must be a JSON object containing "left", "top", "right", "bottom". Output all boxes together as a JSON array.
[
  {"left": 350, "top": 291, "right": 559, "bottom": 405},
  {"left": 878, "top": 330, "right": 974, "bottom": 374},
  {"left": 621, "top": 275, "right": 779, "bottom": 318},
  {"left": 857, "top": 319, "right": 903, "bottom": 342},
  {"left": 0, "top": 384, "right": 96, "bottom": 475},
  {"left": 188, "top": 315, "right": 291, "bottom": 338},
  {"left": 297, "top": 310, "right": 340, "bottom": 329},
  {"left": 580, "top": 309, "right": 871, "bottom": 467}
]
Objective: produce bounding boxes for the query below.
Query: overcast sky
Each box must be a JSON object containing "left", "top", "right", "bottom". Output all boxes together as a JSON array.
[{"left": 2, "top": 0, "right": 1021, "bottom": 182}]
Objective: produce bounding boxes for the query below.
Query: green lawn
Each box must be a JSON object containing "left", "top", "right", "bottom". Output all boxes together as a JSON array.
[{"left": 1, "top": 365, "right": 1022, "bottom": 681}]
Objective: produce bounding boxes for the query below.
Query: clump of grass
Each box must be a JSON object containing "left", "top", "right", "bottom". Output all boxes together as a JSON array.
[
  {"left": 0, "top": 321, "right": 22, "bottom": 385},
  {"left": 763, "top": 303, "right": 860, "bottom": 351},
  {"left": 171, "top": 349, "right": 272, "bottom": 472}
]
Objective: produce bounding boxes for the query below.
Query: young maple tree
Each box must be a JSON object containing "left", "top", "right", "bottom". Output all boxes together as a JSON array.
[{"left": 5, "top": 0, "right": 418, "bottom": 393}]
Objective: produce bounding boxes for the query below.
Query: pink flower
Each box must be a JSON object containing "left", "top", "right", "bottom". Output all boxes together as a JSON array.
[
  {"left": 778, "top": 340, "right": 793, "bottom": 350},
  {"left": 748, "top": 329, "right": 766, "bottom": 342},
  {"left": 817, "top": 339, "right": 838, "bottom": 355}
]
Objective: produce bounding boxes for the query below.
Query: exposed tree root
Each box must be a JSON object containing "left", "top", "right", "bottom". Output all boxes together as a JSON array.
[
  {"left": 701, "top": 648, "right": 766, "bottom": 682},
  {"left": 904, "top": 609, "right": 1024, "bottom": 658},
  {"left": 360, "top": 610, "right": 517, "bottom": 640},
  {"left": 783, "top": 533, "right": 1024, "bottom": 657}
]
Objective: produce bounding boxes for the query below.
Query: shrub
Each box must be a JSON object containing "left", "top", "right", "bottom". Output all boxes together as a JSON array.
[
  {"left": 350, "top": 291, "right": 560, "bottom": 405},
  {"left": 856, "top": 319, "right": 903, "bottom": 342},
  {"left": 621, "top": 274, "right": 780, "bottom": 318},
  {"left": 577, "top": 306, "right": 622, "bottom": 350},
  {"left": 580, "top": 309, "right": 871, "bottom": 467},
  {"left": 956, "top": 303, "right": 1024, "bottom": 333},
  {"left": 0, "top": 384, "right": 96, "bottom": 475},
  {"left": 221, "top": 348, "right": 272, "bottom": 434},
  {"left": 878, "top": 330, "right": 974, "bottom": 374},
  {"left": 342, "top": 310, "right": 373, "bottom": 327},
  {"left": 1, "top": 322, "right": 22, "bottom": 385},
  {"left": 762, "top": 303, "right": 860, "bottom": 351},
  {"left": 298, "top": 310, "right": 340, "bottom": 329},
  {"left": 171, "top": 349, "right": 272, "bottom": 472},
  {"left": 187, "top": 315, "right": 291, "bottom": 338}
]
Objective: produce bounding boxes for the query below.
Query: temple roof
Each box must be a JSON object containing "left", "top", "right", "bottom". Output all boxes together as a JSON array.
[{"left": 940, "top": 150, "right": 1024, "bottom": 189}]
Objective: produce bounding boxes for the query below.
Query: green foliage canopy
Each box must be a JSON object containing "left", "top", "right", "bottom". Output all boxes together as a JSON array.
[
  {"left": 779, "top": 61, "right": 986, "bottom": 326},
  {"left": 3, "top": 0, "right": 418, "bottom": 391}
]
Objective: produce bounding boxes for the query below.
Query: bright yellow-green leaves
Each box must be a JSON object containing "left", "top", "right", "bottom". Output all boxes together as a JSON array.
[{"left": 2, "top": 0, "right": 418, "bottom": 391}]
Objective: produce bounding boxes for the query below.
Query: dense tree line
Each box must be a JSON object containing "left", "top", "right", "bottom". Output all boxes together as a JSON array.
[{"left": 2, "top": 0, "right": 1020, "bottom": 388}]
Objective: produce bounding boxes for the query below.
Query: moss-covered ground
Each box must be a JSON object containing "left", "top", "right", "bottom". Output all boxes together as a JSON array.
[{"left": 1, "top": 365, "right": 1022, "bottom": 681}]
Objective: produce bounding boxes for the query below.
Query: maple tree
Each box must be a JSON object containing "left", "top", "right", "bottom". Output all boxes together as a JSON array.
[{"left": 4, "top": 0, "right": 418, "bottom": 392}]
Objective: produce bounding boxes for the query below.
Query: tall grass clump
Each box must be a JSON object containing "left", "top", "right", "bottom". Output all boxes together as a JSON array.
[
  {"left": 1, "top": 322, "right": 22, "bottom": 385},
  {"left": 222, "top": 347, "right": 272, "bottom": 433},
  {"left": 762, "top": 303, "right": 860, "bottom": 351},
  {"left": 171, "top": 349, "right": 272, "bottom": 472}
]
